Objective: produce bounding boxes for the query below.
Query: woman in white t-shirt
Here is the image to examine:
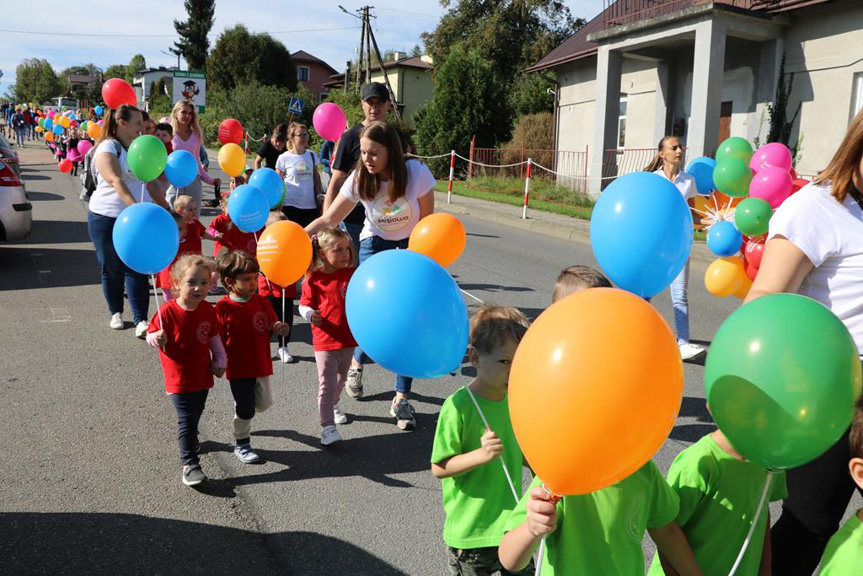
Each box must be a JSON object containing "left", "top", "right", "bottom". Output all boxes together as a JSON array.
[
  {"left": 87, "top": 104, "right": 167, "bottom": 338},
  {"left": 306, "top": 121, "right": 436, "bottom": 431},
  {"left": 275, "top": 122, "right": 323, "bottom": 227},
  {"left": 643, "top": 136, "right": 704, "bottom": 361},
  {"left": 746, "top": 110, "right": 863, "bottom": 575}
]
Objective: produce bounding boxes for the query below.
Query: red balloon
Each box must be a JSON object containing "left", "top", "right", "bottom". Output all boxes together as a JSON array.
[
  {"left": 789, "top": 167, "right": 797, "bottom": 180},
  {"left": 744, "top": 240, "right": 765, "bottom": 268},
  {"left": 792, "top": 178, "right": 810, "bottom": 194},
  {"left": 58, "top": 159, "right": 73, "bottom": 173},
  {"left": 101, "top": 78, "right": 137, "bottom": 109},
  {"left": 218, "top": 118, "right": 244, "bottom": 145},
  {"left": 745, "top": 260, "right": 759, "bottom": 281}
]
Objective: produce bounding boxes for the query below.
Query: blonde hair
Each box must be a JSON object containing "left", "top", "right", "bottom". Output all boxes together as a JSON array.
[
  {"left": 814, "top": 108, "right": 863, "bottom": 203},
  {"left": 552, "top": 265, "right": 612, "bottom": 303},
  {"left": 266, "top": 210, "right": 287, "bottom": 227},
  {"left": 172, "top": 195, "right": 196, "bottom": 211},
  {"left": 469, "top": 306, "right": 530, "bottom": 354},
  {"left": 287, "top": 122, "right": 309, "bottom": 152},
  {"left": 170, "top": 99, "right": 204, "bottom": 142},
  {"left": 170, "top": 254, "right": 216, "bottom": 287},
  {"left": 309, "top": 227, "right": 355, "bottom": 273},
  {"left": 644, "top": 136, "right": 679, "bottom": 173}
]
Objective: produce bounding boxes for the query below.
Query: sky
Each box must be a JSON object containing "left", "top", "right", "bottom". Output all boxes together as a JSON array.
[{"left": 0, "top": 0, "right": 605, "bottom": 100}]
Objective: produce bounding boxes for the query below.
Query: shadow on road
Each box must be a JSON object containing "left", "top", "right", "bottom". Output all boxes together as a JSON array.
[
  {"left": 0, "top": 246, "right": 98, "bottom": 291},
  {"left": 0, "top": 512, "right": 405, "bottom": 575},
  {"left": 26, "top": 191, "right": 64, "bottom": 201},
  {"left": 20, "top": 220, "right": 91, "bottom": 244},
  {"left": 458, "top": 283, "right": 534, "bottom": 294}
]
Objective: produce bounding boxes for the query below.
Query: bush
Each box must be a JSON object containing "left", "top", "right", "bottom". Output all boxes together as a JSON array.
[{"left": 504, "top": 111, "right": 554, "bottom": 170}]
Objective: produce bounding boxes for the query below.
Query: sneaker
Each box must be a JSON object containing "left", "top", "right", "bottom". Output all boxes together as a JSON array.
[
  {"left": 333, "top": 404, "right": 348, "bottom": 425},
  {"left": 390, "top": 398, "right": 416, "bottom": 431},
  {"left": 233, "top": 444, "right": 260, "bottom": 464},
  {"left": 320, "top": 425, "right": 342, "bottom": 446},
  {"left": 679, "top": 342, "right": 706, "bottom": 361},
  {"left": 345, "top": 367, "right": 363, "bottom": 399},
  {"left": 278, "top": 347, "right": 295, "bottom": 363},
  {"left": 135, "top": 320, "right": 149, "bottom": 339},
  {"left": 182, "top": 464, "right": 206, "bottom": 486},
  {"left": 79, "top": 190, "right": 89, "bottom": 202},
  {"left": 109, "top": 312, "right": 124, "bottom": 330}
]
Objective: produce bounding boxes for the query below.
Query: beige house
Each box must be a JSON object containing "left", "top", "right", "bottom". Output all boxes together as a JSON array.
[
  {"left": 325, "top": 54, "right": 434, "bottom": 124},
  {"left": 528, "top": 0, "right": 863, "bottom": 196}
]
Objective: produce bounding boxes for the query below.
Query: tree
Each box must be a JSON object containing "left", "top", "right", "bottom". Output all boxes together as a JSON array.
[
  {"left": 410, "top": 45, "right": 423, "bottom": 58},
  {"left": 767, "top": 53, "right": 801, "bottom": 152},
  {"left": 510, "top": 71, "right": 555, "bottom": 117},
  {"left": 147, "top": 77, "right": 172, "bottom": 116},
  {"left": 126, "top": 54, "right": 147, "bottom": 83},
  {"left": 60, "top": 63, "right": 104, "bottom": 103},
  {"left": 14, "top": 59, "right": 64, "bottom": 104},
  {"left": 415, "top": 45, "right": 511, "bottom": 175},
  {"left": 173, "top": 0, "right": 216, "bottom": 70},
  {"left": 104, "top": 65, "right": 126, "bottom": 80},
  {"left": 207, "top": 25, "right": 296, "bottom": 93}
]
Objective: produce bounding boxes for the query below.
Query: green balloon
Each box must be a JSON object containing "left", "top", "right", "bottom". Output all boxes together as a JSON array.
[
  {"left": 705, "top": 294, "right": 862, "bottom": 470},
  {"left": 127, "top": 135, "right": 168, "bottom": 183},
  {"left": 716, "top": 137, "right": 754, "bottom": 164},
  {"left": 734, "top": 197, "right": 773, "bottom": 237},
  {"left": 713, "top": 159, "right": 753, "bottom": 198}
]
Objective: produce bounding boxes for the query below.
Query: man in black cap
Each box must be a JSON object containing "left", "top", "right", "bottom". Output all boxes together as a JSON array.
[{"left": 322, "top": 81, "right": 400, "bottom": 401}]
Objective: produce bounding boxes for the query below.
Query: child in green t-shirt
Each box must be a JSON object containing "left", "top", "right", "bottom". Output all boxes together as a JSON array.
[
  {"left": 431, "top": 305, "right": 532, "bottom": 576},
  {"left": 647, "top": 429, "right": 787, "bottom": 576},
  {"left": 818, "top": 394, "right": 863, "bottom": 575}
]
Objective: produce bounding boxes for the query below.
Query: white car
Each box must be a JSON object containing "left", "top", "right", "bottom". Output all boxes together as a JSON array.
[{"left": 0, "top": 135, "right": 32, "bottom": 242}]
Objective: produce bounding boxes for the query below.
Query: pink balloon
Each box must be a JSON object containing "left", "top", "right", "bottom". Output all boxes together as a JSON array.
[
  {"left": 47, "top": 110, "right": 56, "bottom": 119},
  {"left": 77, "top": 140, "right": 93, "bottom": 156},
  {"left": 750, "top": 143, "right": 792, "bottom": 173},
  {"left": 313, "top": 103, "right": 347, "bottom": 142},
  {"left": 66, "top": 148, "right": 82, "bottom": 162},
  {"left": 749, "top": 166, "right": 793, "bottom": 208}
]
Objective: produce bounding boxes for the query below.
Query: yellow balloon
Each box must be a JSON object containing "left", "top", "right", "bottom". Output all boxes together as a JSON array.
[
  {"left": 35, "top": 126, "right": 43, "bottom": 133},
  {"left": 218, "top": 143, "right": 246, "bottom": 177},
  {"left": 58, "top": 115, "right": 71, "bottom": 129},
  {"left": 705, "top": 257, "right": 745, "bottom": 297},
  {"left": 734, "top": 273, "right": 753, "bottom": 299}
]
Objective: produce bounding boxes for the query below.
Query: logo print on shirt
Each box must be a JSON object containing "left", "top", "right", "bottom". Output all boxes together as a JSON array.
[
  {"left": 371, "top": 196, "right": 412, "bottom": 231},
  {"left": 624, "top": 493, "right": 646, "bottom": 543},
  {"left": 196, "top": 321, "right": 212, "bottom": 344},
  {"left": 253, "top": 311, "right": 268, "bottom": 332}
]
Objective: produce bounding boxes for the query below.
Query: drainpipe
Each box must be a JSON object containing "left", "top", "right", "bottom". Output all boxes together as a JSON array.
[{"left": 537, "top": 71, "right": 560, "bottom": 172}]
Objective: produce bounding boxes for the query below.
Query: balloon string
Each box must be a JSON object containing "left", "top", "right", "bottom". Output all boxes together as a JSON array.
[
  {"left": 151, "top": 274, "right": 165, "bottom": 351},
  {"left": 254, "top": 231, "right": 274, "bottom": 292},
  {"left": 534, "top": 535, "right": 547, "bottom": 576},
  {"left": 728, "top": 470, "right": 776, "bottom": 576},
  {"left": 140, "top": 182, "right": 145, "bottom": 204},
  {"left": 463, "top": 385, "right": 518, "bottom": 505},
  {"left": 281, "top": 292, "right": 286, "bottom": 380}
]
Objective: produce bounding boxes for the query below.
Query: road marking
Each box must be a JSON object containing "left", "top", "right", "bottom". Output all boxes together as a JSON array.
[
  {"left": 40, "top": 308, "right": 71, "bottom": 323},
  {"left": 37, "top": 270, "right": 52, "bottom": 274}
]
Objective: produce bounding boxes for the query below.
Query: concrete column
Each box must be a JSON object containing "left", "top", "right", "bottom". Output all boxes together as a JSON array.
[
  {"left": 687, "top": 19, "right": 726, "bottom": 159},
  {"left": 654, "top": 61, "right": 670, "bottom": 145},
  {"left": 589, "top": 47, "right": 622, "bottom": 197}
]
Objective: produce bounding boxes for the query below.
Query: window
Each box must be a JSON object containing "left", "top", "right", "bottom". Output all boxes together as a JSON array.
[
  {"left": 855, "top": 73, "right": 863, "bottom": 117},
  {"left": 297, "top": 66, "right": 310, "bottom": 82},
  {"left": 618, "top": 96, "right": 627, "bottom": 149}
]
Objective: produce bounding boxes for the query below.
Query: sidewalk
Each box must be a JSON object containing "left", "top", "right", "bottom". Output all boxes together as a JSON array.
[{"left": 434, "top": 190, "right": 717, "bottom": 265}]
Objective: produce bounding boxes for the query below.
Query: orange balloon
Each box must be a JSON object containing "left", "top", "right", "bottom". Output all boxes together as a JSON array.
[
  {"left": 45, "top": 132, "right": 54, "bottom": 142},
  {"left": 88, "top": 122, "right": 102, "bottom": 139},
  {"left": 705, "top": 256, "right": 745, "bottom": 297},
  {"left": 734, "top": 272, "right": 753, "bottom": 299},
  {"left": 257, "top": 220, "right": 313, "bottom": 287},
  {"left": 509, "top": 288, "right": 683, "bottom": 496},
  {"left": 408, "top": 213, "right": 466, "bottom": 267}
]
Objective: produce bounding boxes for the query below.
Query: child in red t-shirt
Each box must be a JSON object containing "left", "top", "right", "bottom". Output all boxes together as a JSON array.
[
  {"left": 298, "top": 227, "right": 357, "bottom": 446},
  {"left": 207, "top": 193, "right": 260, "bottom": 258},
  {"left": 258, "top": 211, "right": 299, "bottom": 363},
  {"left": 147, "top": 254, "right": 226, "bottom": 487},
  {"left": 215, "top": 251, "right": 291, "bottom": 464}
]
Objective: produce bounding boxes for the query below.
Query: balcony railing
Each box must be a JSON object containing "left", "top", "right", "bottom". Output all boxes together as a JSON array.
[{"left": 601, "top": 0, "right": 809, "bottom": 28}]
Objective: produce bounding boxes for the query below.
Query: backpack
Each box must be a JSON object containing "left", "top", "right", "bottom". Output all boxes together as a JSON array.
[{"left": 83, "top": 141, "right": 121, "bottom": 199}]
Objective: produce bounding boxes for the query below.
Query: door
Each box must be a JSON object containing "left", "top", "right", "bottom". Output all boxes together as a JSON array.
[{"left": 718, "top": 101, "right": 733, "bottom": 146}]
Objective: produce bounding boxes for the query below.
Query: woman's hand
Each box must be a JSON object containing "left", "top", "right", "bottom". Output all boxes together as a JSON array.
[{"left": 213, "top": 178, "right": 221, "bottom": 188}]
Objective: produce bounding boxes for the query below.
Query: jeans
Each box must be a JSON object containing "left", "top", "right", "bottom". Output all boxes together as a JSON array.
[
  {"left": 342, "top": 221, "right": 363, "bottom": 254},
  {"left": 167, "top": 176, "right": 203, "bottom": 217},
  {"left": 353, "top": 236, "right": 413, "bottom": 394},
  {"left": 670, "top": 259, "right": 691, "bottom": 345},
  {"left": 14, "top": 128, "right": 24, "bottom": 146},
  {"left": 87, "top": 211, "right": 150, "bottom": 324},
  {"left": 169, "top": 389, "right": 209, "bottom": 465}
]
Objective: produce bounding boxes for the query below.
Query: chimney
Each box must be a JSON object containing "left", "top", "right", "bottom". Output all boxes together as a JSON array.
[{"left": 393, "top": 51, "right": 407, "bottom": 61}]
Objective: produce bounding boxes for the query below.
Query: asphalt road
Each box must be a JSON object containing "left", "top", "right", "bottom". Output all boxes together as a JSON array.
[{"left": 1, "top": 152, "right": 858, "bottom": 575}]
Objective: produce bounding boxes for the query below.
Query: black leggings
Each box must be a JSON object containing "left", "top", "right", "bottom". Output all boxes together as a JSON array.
[
  {"left": 169, "top": 389, "right": 209, "bottom": 466},
  {"left": 281, "top": 205, "right": 319, "bottom": 228},
  {"left": 266, "top": 295, "right": 294, "bottom": 348},
  {"left": 771, "top": 426, "right": 863, "bottom": 575},
  {"left": 229, "top": 378, "right": 257, "bottom": 420}
]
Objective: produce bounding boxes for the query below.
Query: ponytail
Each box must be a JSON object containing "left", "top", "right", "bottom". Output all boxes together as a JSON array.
[
  {"left": 644, "top": 135, "right": 676, "bottom": 173},
  {"left": 96, "top": 104, "right": 140, "bottom": 148}
]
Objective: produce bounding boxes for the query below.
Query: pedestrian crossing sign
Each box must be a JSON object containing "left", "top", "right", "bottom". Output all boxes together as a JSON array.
[{"left": 289, "top": 97, "right": 305, "bottom": 115}]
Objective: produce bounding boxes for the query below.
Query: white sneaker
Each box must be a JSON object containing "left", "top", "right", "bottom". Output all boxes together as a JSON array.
[
  {"left": 333, "top": 404, "right": 348, "bottom": 425},
  {"left": 679, "top": 342, "right": 706, "bottom": 360},
  {"left": 320, "top": 425, "right": 342, "bottom": 446},
  {"left": 135, "top": 320, "right": 149, "bottom": 339},
  {"left": 109, "top": 312, "right": 124, "bottom": 330},
  {"left": 278, "top": 347, "right": 294, "bottom": 363}
]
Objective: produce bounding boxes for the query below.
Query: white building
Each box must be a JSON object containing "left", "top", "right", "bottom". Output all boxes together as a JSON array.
[{"left": 131, "top": 67, "right": 177, "bottom": 112}]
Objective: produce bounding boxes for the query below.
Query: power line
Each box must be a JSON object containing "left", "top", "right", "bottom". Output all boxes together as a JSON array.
[{"left": 0, "top": 26, "right": 356, "bottom": 38}]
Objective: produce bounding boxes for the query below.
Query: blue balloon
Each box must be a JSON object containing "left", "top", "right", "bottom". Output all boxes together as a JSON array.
[
  {"left": 346, "top": 250, "right": 469, "bottom": 379},
  {"left": 69, "top": 114, "right": 77, "bottom": 121},
  {"left": 706, "top": 220, "right": 743, "bottom": 257},
  {"left": 112, "top": 203, "right": 179, "bottom": 275},
  {"left": 94, "top": 105, "right": 103, "bottom": 115},
  {"left": 164, "top": 150, "right": 198, "bottom": 188},
  {"left": 227, "top": 184, "right": 269, "bottom": 233},
  {"left": 687, "top": 157, "right": 716, "bottom": 195},
  {"left": 248, "top": 167, "right": 285, "bottom": 209},
  {"left": 52, "top": 124, "right": 64, "bottom": 135},
  {"left": 590, "top": 171, "right": 693, "bottom": 298},
  {"left": 43, "top": 118, "right": 53, "bottom": 130}
]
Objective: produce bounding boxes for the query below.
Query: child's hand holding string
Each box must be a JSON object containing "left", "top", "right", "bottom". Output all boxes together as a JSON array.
[
  {"left": 526, "top": 485, "right": 559, "bottom": 537},
  {"left": 480, "top": 430, "right": 503, "bottom": 462},
  {"left": 310, "top": 310, "right": 323, "bottom": 327}
]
